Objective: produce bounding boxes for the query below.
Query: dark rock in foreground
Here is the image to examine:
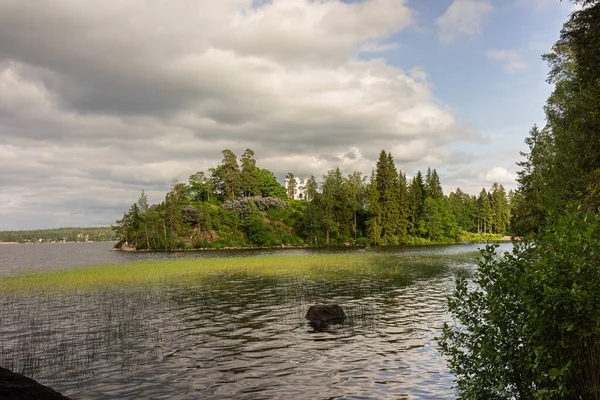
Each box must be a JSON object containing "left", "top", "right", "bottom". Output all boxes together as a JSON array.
[
  {"left": 306, "top": 304, "right": 345, "bottom": 330},
  {"left": 0, "top": 367, "right": 71, "bottom": 400}
]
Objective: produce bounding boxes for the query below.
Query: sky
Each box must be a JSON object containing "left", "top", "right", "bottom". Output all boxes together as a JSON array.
[{"left": 0, "top": 0, "right": 578, "bottom": 230}]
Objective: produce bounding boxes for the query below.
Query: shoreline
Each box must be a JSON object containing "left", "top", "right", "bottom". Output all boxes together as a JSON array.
[{"left": 113, "top": 237, "right": 516, "bottom": 252}]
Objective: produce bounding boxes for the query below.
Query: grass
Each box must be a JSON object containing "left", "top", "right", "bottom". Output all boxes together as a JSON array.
[{"left": 0, "top": 252, "right": 480, "bottom": 293}]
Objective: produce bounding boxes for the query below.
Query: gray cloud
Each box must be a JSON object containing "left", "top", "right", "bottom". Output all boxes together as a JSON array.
[{"left": 0, "top": 0, "right": 489, "bottom": 229}]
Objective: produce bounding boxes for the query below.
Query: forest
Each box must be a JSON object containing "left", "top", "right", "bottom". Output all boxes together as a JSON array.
[
  {"left": 0, "top": 227, "right": 117, "bottom": 243},
  {"left": 113, "top": 148, "right": 511, "bottom": 250}
]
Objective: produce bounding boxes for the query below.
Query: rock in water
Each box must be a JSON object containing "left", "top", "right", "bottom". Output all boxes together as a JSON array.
[
  {"left": 0, "top": 367, "right": 71, "bottom": 400},
  {"left": 305, "top": 304, "right": 345, "bottom": 329}
]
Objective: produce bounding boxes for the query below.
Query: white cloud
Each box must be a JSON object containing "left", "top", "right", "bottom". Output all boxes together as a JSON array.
[
  {"left": 486, "top": 49, "right": 528, "bottom": 74},
  {"left": 480, "top": 166, "right": 516, "bottom": 184},
  {"left": 359, "top": 41, "right": 400, "bottom": 53},
  {"left": 0, "top": 0, "right": 484, "bottom": 229},
  {"left": 436, "top": 0, "right": 494, "bottom": 43}
]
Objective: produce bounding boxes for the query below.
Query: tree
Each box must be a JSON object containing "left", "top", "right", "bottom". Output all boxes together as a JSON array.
[
  {"left": 441, "top": 4, "right": 600, "bottom": 397},
  {"left": 112, "top": 191, "right": 150, "bottom": 248},
  {"left": 439, "top": 212, "right": 600, "bottom": 399},
  {"left": 365, "top": 169, "right": 382, "bottom": 245},
  {"left": 425, "top": 168, "right": 444, "bottom": 200},
  {"left": 136, "top": 190, "right": 151, "bottom": 248},
  {"left": 511, "top": 125, "right": 553, "bottom": 235},
  {"left": 344, "top": 171, "right": 366, "bottom": 241},
  {"left": 189, "top": 171, "right": 214, "bottom": 202},
  {"left": 543, "top": 3, "right": 600, "bottom": 211},
  {"left": 490, "top": 183, "right": 510, "bottom": 234},
  {"left": 304, "top": 175, "right": 318, "bottom": 202},
  {"left": 240, "top": 149, "right": 260, "bottom": 197},
  {"left": 321, "top": 168, "right": 348, "bottom": 244},
  {"left": 301, "top": 192, "right": 324, "bottom": 244},
  {"left": 407, "top": 171, "right": 425, "bottom": 237},
  {"left": 257, "top": 168, "right": 287, "bottom": 199},
  {"left": 422, "top": 197, "right": 442, "bottom": 241},
  {"left": 369, "top": 150, "right": 406, "bottom": 245},
  {"left": 477, "top": 188, "right": 492, "bottom": 234},
  {"left": 213, "top": 150, "right": 241, "bottom": 200},
  {"left": 285, "top": 172, "right": 297, "bottom": 199},
  {"left": 449, "top": 188, "right": 477, "bottom": 233}
]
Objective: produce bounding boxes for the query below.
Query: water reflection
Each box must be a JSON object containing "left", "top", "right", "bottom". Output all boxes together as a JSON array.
[{"left": 0, "top": 253, "right": 468, "bottom": 399}]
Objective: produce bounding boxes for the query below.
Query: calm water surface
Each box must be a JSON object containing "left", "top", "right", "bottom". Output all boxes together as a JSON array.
[{"left": 0, "top": 242, "right": 512, "bottom": 399}]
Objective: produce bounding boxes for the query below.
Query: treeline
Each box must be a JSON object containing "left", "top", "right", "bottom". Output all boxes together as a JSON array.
[
  {"left": 0, "top": 227, "right": 117, "bottom": 243},
  {"left": 441, "top": 2, "right": 600, "bottom": 398},
  {"left": 510, "top": 1, "right": 600, "bottom": 235},
  {"left": 114, "top": 149, "right": 511, "bottom": 250}
]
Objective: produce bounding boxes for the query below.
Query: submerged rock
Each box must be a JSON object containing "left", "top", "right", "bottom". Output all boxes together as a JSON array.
[
  {"left": 305, "top": 304, "right": 345, "bottom": 330},
  {"left": 0, "top": 367, "right": 71, "bottom": 399}
]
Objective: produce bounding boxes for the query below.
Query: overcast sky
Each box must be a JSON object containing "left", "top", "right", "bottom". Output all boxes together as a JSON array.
[{"left": 0, "top": 0, "right": 576, "bottom": 230}]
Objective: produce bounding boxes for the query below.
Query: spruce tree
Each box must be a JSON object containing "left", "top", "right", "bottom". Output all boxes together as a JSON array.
[
  {"left": 407, "top": 171, "right": 425, "bottom": 237},
  {"left": 365, "top": 169, "right": 382, "bottom": 245}
]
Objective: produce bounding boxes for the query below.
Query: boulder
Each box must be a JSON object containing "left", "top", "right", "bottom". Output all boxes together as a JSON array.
[
  {"left": 0, "top": 367, "right": 71, "bottom": 399},
  {"left": 305, "top": 304, "right": 345, "bottom": 330}
]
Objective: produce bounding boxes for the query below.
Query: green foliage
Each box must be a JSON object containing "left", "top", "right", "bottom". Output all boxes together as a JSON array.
[
  {"left": 240, "top": 148, "right": 260, "bottom": 197},
  {"left": 511, "top": 125, "right": 553, "bottom": 235},
  {"left": 188, "top": 171, "right": 214, "bottom": 202},
  {"left": 513, "top": 2, "right": 600, "bottom": 228},
  {"left": 180, "top": 205, "right": 199, "bottom": 225},
  {"left": 0, "top": 227, "right": 117, "bottom": 243},
  {"left": 113, "top": 148, "right": 510, "bottom": 250},
  {"left": 257, "top": 168, "right": 287, "bottom": 199},
  {"left": 439, "top": 211, "right": 600, "bottom": 399},
  {"left": 449, "top": 188, "right": 478, "bottom": 233}
]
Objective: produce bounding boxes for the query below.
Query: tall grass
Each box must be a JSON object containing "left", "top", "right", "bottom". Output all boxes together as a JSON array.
[{"left": 0, "top": 252, "right": 479, "bottom": 293}]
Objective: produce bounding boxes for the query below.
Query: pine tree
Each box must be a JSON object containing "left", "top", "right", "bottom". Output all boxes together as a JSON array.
[{"left": 240, "top": 149, "right": 260, "bottom": 197}]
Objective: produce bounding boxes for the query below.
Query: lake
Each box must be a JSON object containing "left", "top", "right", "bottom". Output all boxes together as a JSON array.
[{"left": 0, "top": 242, "right": 511, "bottom": 399}]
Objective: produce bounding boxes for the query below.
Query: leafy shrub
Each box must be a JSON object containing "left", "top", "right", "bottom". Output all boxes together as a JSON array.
[
  {"left": 439, "top": 211, "right": 600, "bottom": 399},
  {"left": 180, "top": 205, "right": 199, "bottom": 225}
]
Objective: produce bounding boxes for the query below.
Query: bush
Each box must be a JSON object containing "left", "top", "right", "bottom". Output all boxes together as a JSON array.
[
  {"left": 180, "top": 205, "right": 199, "bottom": 225},
  {"left": 438, "top": 211, "right": 600, "bottom": 399}
]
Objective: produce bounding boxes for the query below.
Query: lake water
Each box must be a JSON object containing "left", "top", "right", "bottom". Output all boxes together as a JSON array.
[{"left": 0, "top": 242, "right": 512, "bottom": 399}]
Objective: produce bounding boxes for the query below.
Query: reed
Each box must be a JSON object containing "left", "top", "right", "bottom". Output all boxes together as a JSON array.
[{"left": 0, "top": 252, "right": 479, "bottom": 293}]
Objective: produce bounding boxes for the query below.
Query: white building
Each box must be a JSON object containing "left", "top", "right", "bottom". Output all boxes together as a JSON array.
[{"left": 284, "top": 176, "right": 309, "bottom": 200}]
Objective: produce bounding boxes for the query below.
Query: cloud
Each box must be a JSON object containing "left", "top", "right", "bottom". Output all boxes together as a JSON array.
[
  {"left": 359, "top": 41, "right": 400, "bottom": 53},
  {"left": 0, "top": 0, "right": 484, "bottom": 229},
  {"left": 436, "top": 0, "right": 494, "bottom": 43},
  {"left": 480, "top": 166, "right": 516, "bottom": 184},
  {"left": 486, "top": 49, "right": 528, "bottom": 74}
]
